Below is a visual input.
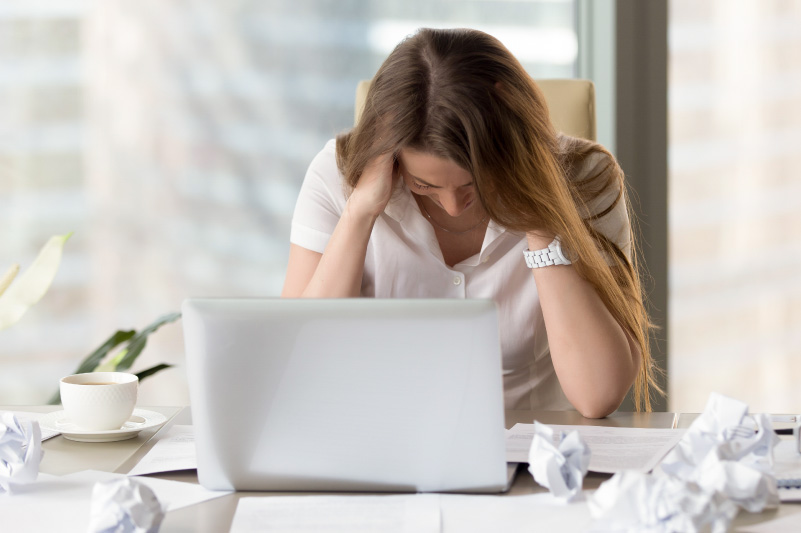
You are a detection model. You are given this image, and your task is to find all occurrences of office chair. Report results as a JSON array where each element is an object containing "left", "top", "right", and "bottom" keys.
[{"left": 354, "top": 78, "right": 597, "bottom": 142}]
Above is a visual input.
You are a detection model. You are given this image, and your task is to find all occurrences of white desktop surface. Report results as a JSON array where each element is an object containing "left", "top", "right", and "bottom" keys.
[{"left": 6, "top": 406, "right": 801, "bottom": 532}]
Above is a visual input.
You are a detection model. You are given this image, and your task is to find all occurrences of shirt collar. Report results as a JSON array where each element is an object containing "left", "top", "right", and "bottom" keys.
[{"left": 383, "top": 186, "right": 512, "bottom": 267}]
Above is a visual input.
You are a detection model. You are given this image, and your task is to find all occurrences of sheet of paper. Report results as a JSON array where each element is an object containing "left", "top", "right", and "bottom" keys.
[
  {"left": 773, "top": 439, "right": 801, "bottom": 476},
  {"left": 738, "top": 510, "right": 801, "bottom": 532},
  {"left": 230, "top": 494, "right": 441, "bottom": 533},
  {"left": 768, "top": 414, "right": 801, "bottom": 433},
  {"left": 0, "top": 470, "right": 229, "bottom": 533},
  {"left": 773, "top": 439, "right": 801, "bottom": 502},
  {"left": 778, "top": 488, "right": 801, "bottom": 503},
  {"left": 506, "top": 424, "right": 686, "bottom": 473},
  {"left": 127, "top": 425, "right": 196, "bottom": 476},
  {"left": 0, "top": 410, "right": 59, "bottom": 441},
  {"left": 441, "top": 493, "right": 594, "bottom": 533}
]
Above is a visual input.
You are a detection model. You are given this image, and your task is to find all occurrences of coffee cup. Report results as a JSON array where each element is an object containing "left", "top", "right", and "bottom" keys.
[{"left": 60, "top": 372, "right": 139, "bottom": 431}]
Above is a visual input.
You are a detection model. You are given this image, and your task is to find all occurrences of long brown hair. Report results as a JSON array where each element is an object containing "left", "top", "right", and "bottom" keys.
[{"left": 336, "top": 28, "right": 661, "bottom": 411}]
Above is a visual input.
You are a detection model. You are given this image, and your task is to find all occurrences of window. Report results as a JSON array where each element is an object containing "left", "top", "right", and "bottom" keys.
[{"left": 668, "top": 0, "right": 801, "bottom": 412}]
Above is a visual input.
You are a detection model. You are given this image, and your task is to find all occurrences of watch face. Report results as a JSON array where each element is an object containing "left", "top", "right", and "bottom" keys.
[{"left": 554, "top": 239, "right": 573, "bottom": 264}]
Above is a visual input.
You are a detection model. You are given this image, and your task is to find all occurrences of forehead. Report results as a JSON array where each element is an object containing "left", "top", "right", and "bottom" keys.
[{"left": 398, "top": 148, "right": 473, "bottom": 187}]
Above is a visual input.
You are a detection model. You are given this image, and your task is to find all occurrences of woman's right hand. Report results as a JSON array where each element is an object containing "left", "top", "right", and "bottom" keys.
[
  {"left": 347, "top": 152, "right": 397, "bottom": 220},
  {"left": 284, "top": 152, "right": 395, "bottom": 298}
]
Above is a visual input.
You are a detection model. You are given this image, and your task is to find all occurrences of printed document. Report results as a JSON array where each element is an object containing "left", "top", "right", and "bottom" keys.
[
  {"left": 773, "top": 439, "right": 801, "bottom": 502},
  {"left": 506, "top": 424, "right": 685, "bottom": 473},
  {"left": 127, "top": 425, "right": 196, "bottom": 476}
]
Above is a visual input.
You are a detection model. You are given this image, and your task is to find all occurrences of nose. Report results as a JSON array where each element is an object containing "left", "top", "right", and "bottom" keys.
[{"left": 438, "top": 190, "right": 471, "bottom": 217}]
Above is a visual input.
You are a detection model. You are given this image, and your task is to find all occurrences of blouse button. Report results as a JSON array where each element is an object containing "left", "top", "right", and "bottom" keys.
[{"left": 453, "top": 276, "right": 462, "bottom": 285}]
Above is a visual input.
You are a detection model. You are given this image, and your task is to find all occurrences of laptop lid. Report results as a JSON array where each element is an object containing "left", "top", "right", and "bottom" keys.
[{"left": 182, "top": 298, "right": 508, "bottom": 493}]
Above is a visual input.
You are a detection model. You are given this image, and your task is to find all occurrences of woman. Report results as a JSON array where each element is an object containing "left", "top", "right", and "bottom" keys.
[{"left": 282, "top": 28, "right": 660, "bottom": 418}]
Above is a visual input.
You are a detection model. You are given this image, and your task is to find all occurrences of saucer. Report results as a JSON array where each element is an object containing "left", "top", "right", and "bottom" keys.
[{"left": 40, "top": 409, "right": 168, "bottom": 443}]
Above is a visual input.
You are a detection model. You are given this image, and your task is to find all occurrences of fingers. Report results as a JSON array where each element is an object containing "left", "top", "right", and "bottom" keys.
[
  {"left": 351, "top": 152, "right": 397, "bottom": 219},
  {"left": 365, "top": 151, "right": 396, "bottom": 179}
]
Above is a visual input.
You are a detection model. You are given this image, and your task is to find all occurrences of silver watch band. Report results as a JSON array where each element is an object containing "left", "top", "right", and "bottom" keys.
[{"left": 523, "top": 238, "right": 572, "bottom": 269}]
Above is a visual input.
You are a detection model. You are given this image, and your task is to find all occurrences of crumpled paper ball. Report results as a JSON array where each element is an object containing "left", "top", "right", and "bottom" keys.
[
  {"left": 659, "top": 392, "right": 779, "bottom": 511},
  {"left": 528, "top": 421, "right": 590, "bottom": 501},
  {"left": 88, "top": 478, "right": 165, "bottom": 533},
  {"left": 660, "top": 393, "right": 779, "bottom": 480},
  {"left": 588, "top": 470, "right": 738, "bottom": 533},
  {"left": 0, "top": 412, "right": 43, "bottom": 494},
  {"left": 683, "top": 445, "right": 779, "bottom": 513},
  {"left": 589, "top": 393, "right": 781, "bottom": 532}
]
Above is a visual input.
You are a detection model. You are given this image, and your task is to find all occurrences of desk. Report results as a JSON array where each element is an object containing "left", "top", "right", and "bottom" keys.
[{"left": 6, "top": 406, "right": 801, "bottom": 532}]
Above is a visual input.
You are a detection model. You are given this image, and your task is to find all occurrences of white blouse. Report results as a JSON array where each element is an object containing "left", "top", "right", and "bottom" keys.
[{"left": 290, "top": 138, "right": 632, "bottom": 410}]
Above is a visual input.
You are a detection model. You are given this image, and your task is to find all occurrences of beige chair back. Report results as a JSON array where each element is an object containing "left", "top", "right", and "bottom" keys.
[{"left": 354, "top": 78, "right": 596, "bottom": 141}]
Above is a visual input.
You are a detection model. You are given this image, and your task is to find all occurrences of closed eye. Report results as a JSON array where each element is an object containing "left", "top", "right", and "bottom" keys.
[{"left": 412, "top": 181, "right": 473, "bottom": 190}]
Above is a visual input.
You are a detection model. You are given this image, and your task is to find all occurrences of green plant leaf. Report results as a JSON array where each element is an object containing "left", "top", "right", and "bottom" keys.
[
  {"left": 75, "top": 330, "right": 136, "bottom": 374},
  {"left": 95, "top": 348, "right": 128, "bottom": 372},
  {"left": 135, "top": 363, "right": 174, "bottom": 381},
  {"left": 114, "top": 312, "right": 182, "bottom": 371},
  {"left": 0, "top": 233, "right": 72, "bottom": 330},
  {"left": 47, "top": 389, "right": 61, "bottom": 405}
]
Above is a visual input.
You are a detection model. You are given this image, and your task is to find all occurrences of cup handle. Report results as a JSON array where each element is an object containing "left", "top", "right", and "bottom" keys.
[{"left": 127, "top": 415, "right": 147, "bottom": 426}]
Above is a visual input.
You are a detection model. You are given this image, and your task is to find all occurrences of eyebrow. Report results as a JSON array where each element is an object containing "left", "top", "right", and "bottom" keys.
[{"left": 405, "top": 171, "right": 474, "bottom": 189}]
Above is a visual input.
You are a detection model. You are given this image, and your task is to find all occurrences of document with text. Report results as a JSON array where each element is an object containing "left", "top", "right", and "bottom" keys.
[
  {"left": 773, "top": 439, "right": 801, "bottom": 502},
  {"left": 506, "top": 424, "right": 686, "bottom": 473},
  {"left": 127, "top": 425, "right": 196, "bottom": 476}
]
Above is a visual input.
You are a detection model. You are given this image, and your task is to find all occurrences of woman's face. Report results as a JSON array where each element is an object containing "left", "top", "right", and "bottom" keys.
[{"left": 397, "top": 148, "right": 480, "bottom": 218}]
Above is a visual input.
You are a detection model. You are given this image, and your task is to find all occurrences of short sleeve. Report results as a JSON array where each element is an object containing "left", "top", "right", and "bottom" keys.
[
  {"left": 289, "top": 139, "right": 347, "bottom": 254},
  {"left": 579, "top": 151, "right": 633, "bottom": 260}
]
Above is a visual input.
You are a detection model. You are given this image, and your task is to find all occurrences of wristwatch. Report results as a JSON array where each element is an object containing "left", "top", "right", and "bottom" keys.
[{"left": 523, "top": 237, "right": 572, "bottom": 269}]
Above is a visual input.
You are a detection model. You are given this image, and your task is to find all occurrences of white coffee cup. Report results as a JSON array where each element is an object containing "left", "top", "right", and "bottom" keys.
[{"left": 60, "top": 372, "right": 139, "bottom": 431}]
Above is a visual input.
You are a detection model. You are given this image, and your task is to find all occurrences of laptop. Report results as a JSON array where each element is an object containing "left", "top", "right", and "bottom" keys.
[{"left": 181, "top": 298, "right": 510, "bottom": 493}]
